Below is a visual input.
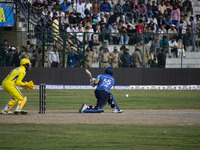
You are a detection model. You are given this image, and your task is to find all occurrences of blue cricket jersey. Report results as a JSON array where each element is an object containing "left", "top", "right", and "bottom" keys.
[{"left": 96, "top": 74, "right": 115, "bottom": 92}]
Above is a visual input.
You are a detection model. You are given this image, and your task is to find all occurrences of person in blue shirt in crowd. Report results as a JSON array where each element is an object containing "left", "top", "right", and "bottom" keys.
[
  {"left": 79, "top": 67, "right": 123, "bottom": 113},
  {"left": 100, "top": 0, "right": 112, "bottom": 14},
  {"left": 67, "top": 46, "right": 77, "bottom": 67},
  {"left": 120, "top": 48, "right": 131, "bottom": 67},
  {"left": 75, "top": 49, "right": 83, "bottom": 67},
  {"left": 61, "top": 0, "right": 72, "bottom": 12}
]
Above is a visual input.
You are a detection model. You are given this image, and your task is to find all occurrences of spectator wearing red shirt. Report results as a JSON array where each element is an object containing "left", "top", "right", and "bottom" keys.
[
  {"left": 137, "top": 19, "right": 143, "bottom": 40},
  {"left": 165, "top": 1, "right": 172, "bottom": 16}
]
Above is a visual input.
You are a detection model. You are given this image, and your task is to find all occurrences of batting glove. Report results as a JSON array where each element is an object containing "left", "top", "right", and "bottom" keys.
[{"left": 90, "top": 78, "right": 96, "bottom": 87}]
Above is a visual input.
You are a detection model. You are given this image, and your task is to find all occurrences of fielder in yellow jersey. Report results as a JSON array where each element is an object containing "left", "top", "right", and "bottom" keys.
[{"left": 1, "top": 58, "right": 34, "bottom": 114}]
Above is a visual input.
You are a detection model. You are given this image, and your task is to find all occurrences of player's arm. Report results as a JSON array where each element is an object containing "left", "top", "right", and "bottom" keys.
[
  {"left": 16, "top": 71, "right": 34, "bottom": 91},
  {"left": 15, "top": 71, "right": 26, "bottom": 87},
  {"left": 94, "top": 74, "right": 101, "bottom": 86},
  {"left": 94, "top": 79, "right": 100, "bottom": 86},
  {"left": 90, "top": 75, "right": 101, "bottom": 87}
]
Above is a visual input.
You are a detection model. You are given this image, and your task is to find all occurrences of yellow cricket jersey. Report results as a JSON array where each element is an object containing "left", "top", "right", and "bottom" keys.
[{"left": 2, "top": 66, "right": 26, "bottom": 87}]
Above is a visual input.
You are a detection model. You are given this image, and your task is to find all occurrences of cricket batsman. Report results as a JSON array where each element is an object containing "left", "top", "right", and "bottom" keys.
[
  {"left": 1, "top": 58, "right": 34, "bottom": 114},
  {"left": 79, "top": 67, "right": 123, "bottom": 113}
]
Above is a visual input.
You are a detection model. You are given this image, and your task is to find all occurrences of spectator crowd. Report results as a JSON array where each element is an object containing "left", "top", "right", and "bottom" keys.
[{"left": 0, "top": 0, "right": 200, "bottom": 68}]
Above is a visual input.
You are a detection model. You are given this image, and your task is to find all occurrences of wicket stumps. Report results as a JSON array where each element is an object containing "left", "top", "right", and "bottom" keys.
[{"left": 39, "top": 83, "right": 46, "bottom": 114}]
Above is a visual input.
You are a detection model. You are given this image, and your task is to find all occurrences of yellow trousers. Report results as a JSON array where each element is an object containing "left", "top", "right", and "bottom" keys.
[{"left": 2, "top": 81, "right": 24, "bottom": 101}]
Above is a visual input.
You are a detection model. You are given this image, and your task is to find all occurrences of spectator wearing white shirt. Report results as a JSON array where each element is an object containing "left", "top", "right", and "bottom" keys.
[
  {"left": 194, "top": 15, "right": 200, "bottom": 24},
  {"left": 68, "top": 0, "right": 76, "bottom": 13},
  {"left": 111, "top": 24, "right": 119, "bottom": 44},
  {"left": 104, "top": 12, "right": 110, "bottom": 23},
  {"left": 61, "top": 13, "right": 69, "bottom": 29},
  {"left": 152, "top": 15, "right": 158, "bottom": 25},
  {"left": 77, "top": 27, "right": 84, "bottom": 43},
  {"left": 184, "top": 14, "right": 190, "bottom": 27},
  {"left": 158, "top": 25, "right": 167, "bottom": 35},
  {"left": 42, "top": 7, "right": 48, "bottom": 17},
  {"left": 57, "top": 9, "right": 65, "bottom": 19},
  {"left": 66, "top": 23, "right": 75, "bottom": 35},
  {"left": 75, "top": 23, "right": 84, "bottom": 32},
  {"left": 77, "top": 0, "right": 85, "bottom": 18},
  {"left": 50, "top": 8, "right": 56, "bottom": 18},
  {"left": 49, "top": 47, "right": 60, "bottom": 67},
  {"left": 87, "top": 27, "right": 94, "bottom": 42},
  {"left": 84, "top": 0, "right": 92, "bottom": 15},
  {"left": 152, "top": 15, "right": 158, "bottom": 31},
  {"left": 116, "top": 13, "right": 125, "bottom": 24},
  {"left": 97, "top": 13, "right": 106, "bottom": 23},
  {"left": 178, "top": 15, "right": 188, "bottom": 51},
  {"left": 147, "top": 19, "right": 157, "bottom": 33},
  {"left": 178, "top": 16, "right": 187, "bottom": 34},
  {"left": 123, "top": 19, "right": 133, "bottom": 28},
  {"left": 169, "top": 38, "right": 178, "bottom": 58}
]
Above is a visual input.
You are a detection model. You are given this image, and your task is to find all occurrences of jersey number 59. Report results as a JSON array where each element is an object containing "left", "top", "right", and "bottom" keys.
[{"left": 103, "top": 79, "right": 111, "bottom": 86}]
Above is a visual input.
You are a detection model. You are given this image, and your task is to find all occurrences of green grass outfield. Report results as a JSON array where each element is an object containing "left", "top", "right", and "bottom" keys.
[
  {"left": 0, "top": 124, "right": 199, "bottom": 150},
  {"left": 1, "top": 89, "right": 200, "bottom": 110},
  {"left": 0, "top": 90, "right": 200, "bottom": 149}
]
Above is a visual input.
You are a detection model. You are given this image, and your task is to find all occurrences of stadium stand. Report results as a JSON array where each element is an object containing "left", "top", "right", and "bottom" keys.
[{"left": 1, "top": 0, "right": 200, "bottom": 68}]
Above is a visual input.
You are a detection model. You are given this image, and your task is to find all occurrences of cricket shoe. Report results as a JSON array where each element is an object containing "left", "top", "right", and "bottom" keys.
[
  {"left": 14, "top": 110, "right": 28, "bottom": 115},
  {"left": 112, "top": 108, "right": 123, "bottom": 113},
  {"left": 0, "top": 110, "right": 12, "bottom": 114},
  {"left": 79, "top": 104, "right": 88, "bottom": 113}
]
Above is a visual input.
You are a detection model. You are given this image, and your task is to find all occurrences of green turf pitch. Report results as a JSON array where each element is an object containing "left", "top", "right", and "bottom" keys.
[
  {"left": 0, "top": 124, "right": 199, "bottom": 150},
  {"left": 0, "top": 89, "right": 199, "bottom": 110}
]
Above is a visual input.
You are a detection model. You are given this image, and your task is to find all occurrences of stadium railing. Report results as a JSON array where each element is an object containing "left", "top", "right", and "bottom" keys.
[{"left": 0, "top": 31, "right": 199, "bottom": 68}]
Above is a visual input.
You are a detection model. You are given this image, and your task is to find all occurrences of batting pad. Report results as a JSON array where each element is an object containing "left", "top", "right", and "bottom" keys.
[{"left": 83, "top": 109, "right": 104, "bottom": 113}]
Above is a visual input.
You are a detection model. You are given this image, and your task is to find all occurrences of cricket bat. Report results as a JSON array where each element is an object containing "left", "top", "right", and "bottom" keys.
[{"left": 85, "top": 69, "right": 92, "bottom": 79}]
